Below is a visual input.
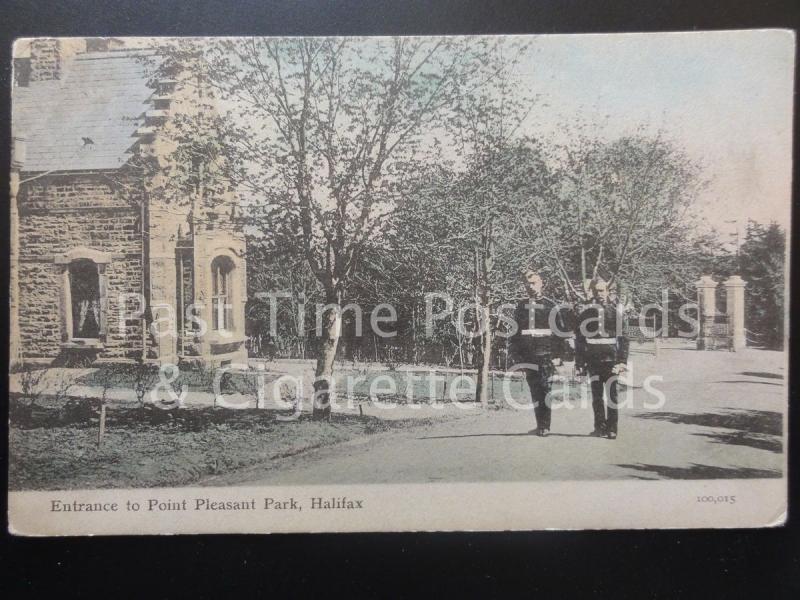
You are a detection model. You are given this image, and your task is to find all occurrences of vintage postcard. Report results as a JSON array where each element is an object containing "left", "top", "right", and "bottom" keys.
[{"left": 8, "top": 31, "right": 792, "bottom": 535}]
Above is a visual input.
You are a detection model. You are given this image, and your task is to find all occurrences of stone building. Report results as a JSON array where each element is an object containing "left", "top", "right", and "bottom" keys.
[{"left": 10, "top": 38, "right": 248, "bottom": 368}]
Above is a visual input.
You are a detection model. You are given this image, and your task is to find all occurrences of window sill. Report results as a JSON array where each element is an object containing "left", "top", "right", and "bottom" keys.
[
  {"left": 207, "top": 331, "right": 241, "bottom": 343},
  {"left": 209, "top": 339, "right": 244, "bottom": 355},
  {"left": 61, "top": 339, "right": 104, "bottom": 349}
]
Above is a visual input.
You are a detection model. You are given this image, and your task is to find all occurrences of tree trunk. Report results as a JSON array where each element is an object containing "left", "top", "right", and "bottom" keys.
[
  {"left": 474, "top": 301, "right": 493, "bottom": 406},
  {"left": 312, "top": 294, "right": 342, "bottom": 421},
  {"left": 578, "top": 198, "right": 588, "bottom": 298},
  {"left": 474, "top": 221, "right": 495, "bottom": 406},
  {"left": 411, "top": 304, "right": 418, "bottom": 363}
]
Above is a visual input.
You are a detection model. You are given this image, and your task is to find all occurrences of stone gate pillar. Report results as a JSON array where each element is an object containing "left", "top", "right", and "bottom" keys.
[
  {"left": 724, "top": 275, "right": 747, "bottom": 351},
  {"left": 695, "top": 275, "right": 717, "bottom": 350}
]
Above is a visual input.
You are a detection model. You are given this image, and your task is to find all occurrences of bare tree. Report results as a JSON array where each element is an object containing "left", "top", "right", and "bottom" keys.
[
  {"left": 394, "top": 39, "right": 541, "bottom": 404},
  {"left": 158, "top": 37, "right": 500, "bottom": 419},
  {"left": 507, "top": 133, "right": 709, "bottom": 306},
  {"left": 398, "top": 141, "right": 553, "bottom": 404},
  {"left": 247, "top": 243, "right": 322, "bottom": 360},
  {"left": 13, "top": 365, "right": 76, "bottom": 425},
  {"left": 17, "top": 365, "right": 47, "bottom": 406},
  {"left": 121, "top": 359, "right": 160, "bottom": 411}
]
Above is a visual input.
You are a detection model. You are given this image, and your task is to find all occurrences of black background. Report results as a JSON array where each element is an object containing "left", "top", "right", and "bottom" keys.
[{"left": 1, "top": 1, "right": 798, "bottom": 597}]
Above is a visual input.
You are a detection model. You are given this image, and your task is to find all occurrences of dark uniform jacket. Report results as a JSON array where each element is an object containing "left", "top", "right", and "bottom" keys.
[
  {"left": 574, "top": 300, "right": 630, "bottom": 367},
  {"left": 509, "top": 296, "right": 573, "bottom": 365}
]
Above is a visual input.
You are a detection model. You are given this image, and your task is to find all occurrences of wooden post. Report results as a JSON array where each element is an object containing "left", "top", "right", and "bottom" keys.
[{"left": 97, "top": 403, "right": 107, "bottom": 448}]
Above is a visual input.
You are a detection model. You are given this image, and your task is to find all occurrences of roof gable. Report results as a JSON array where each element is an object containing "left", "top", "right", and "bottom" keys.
[{"left": 13, "top": 50, "right": 156, "bottom": 173}]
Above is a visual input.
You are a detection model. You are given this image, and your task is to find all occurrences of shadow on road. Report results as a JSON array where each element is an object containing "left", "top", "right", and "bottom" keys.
[
  {"left": 714, "top": 380, "right": 781, "bottom": 386},
  {"left": 692, "top": 430, "right": 783, "bottom": 453},
  {"left": 635, "top": 409, "right": 781, "bottom": 435},
  {"left": 634, "top": 408, "right": 783, "bottom": 453},
  {"left": 418, "top": 431, "right": 591, "bottom": 440},
  {"left": 617, "top": 462, "right": 782, "bottom": 479},
  {"left": 739, "top": 371, "right": 783, "bottom": 380}
]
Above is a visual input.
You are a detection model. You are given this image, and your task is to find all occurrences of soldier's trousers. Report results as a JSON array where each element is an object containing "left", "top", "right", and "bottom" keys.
[
  {"left": 525, "top": 361, "right": 554, "bottom": 430},
  {"left": 587, "top": 362, "right": 619, "bottom": 433}
]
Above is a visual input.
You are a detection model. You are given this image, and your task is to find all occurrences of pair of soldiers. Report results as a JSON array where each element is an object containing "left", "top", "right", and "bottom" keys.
[{"left": 510, "top": 269, "right": 629, "bottom": 439}]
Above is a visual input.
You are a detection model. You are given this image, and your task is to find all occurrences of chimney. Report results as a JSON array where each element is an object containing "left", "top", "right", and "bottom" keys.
[
  {"left": 13, "top": 57, "right": 31, "bottom": 87},
  {"left": 86, "top": 37, "right": 110, "bottom": 53},
  {"left": 86, "top": 37, "right": 125, "bottom": 53},
  {"left": 29, "top": 38, "right": 61, "bottom": 82}
]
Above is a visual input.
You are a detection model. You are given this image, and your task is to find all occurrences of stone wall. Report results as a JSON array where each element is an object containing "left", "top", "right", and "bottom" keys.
[
  {"left": 191, "top": 223, "right": 249, "bottom": 367},
  {"left": 176, "top": 246, "right": 197, "bottom": 356},
  {"left": 145, "top": 202, "right": 192, "bottom": 365},
  {"left": 17, "top": 174, "right": 144, "bottom": 360}
]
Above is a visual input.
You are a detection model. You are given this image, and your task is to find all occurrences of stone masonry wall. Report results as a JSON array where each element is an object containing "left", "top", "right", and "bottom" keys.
[{"left": 18, "top": 174, "right": 144, "bottom": 360}]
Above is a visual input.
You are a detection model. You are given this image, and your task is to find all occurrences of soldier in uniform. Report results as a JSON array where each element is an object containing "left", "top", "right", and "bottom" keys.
[
  {"left": 574, "top": 277, "right": 629, "bottom": 439},
  {"left": 510, "top": 268, "right": 573, "bottom": 437}
]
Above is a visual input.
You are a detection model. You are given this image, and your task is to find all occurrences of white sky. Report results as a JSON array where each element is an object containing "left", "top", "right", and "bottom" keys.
[
  {"left": 20, "top": 33, "right": 791, "bottom": 241},
  {"left": 513, "top": 30, "right": 794, "bottom": 238}
]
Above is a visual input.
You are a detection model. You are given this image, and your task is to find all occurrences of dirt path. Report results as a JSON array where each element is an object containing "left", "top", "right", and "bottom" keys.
[{"left": 204, "top": 347, "right": 786, "bottom": 485}]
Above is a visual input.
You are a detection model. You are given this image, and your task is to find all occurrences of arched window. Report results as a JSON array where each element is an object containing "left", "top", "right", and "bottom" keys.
[
  {"left": 211, "top": 256, "right": 235, "bottom": 331},
  {"left": 55, "top": 247, "right": 112, "bottom": 345},
  {"left": 69, "top": 259, "right": 101, "bottom": 339}
]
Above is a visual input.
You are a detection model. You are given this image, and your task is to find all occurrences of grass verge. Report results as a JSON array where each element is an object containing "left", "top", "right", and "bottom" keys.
[{"left": 9, "top": 402, "right": 431, "bottom": 491}]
